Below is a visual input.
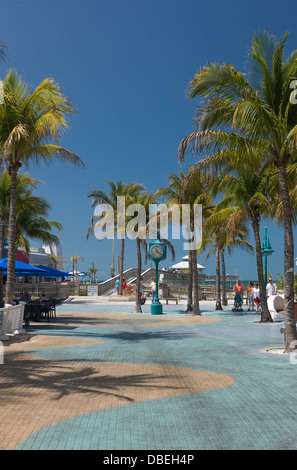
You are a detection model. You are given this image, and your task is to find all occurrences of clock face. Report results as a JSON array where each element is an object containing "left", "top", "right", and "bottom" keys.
[{"left": 150, "top": 245, "right": 164, "bottom": 259}]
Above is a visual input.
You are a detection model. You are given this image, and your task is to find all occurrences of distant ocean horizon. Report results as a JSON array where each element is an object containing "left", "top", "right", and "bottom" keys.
[{"left": 95, "top": 279, "right": 259, "bottom": 290}]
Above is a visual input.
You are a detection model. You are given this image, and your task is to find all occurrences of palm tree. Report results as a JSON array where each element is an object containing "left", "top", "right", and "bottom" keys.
[
  {"left": 202, "top": 206, "right": 254, "bottom": 310},
  {"left": 11, "top": 179, "right": 62, "bottom": 254},
  {"left": 198, "top": 156, "right": 273, "bottom": 320},
  {"left": 0, "top": 39, "right": 7, "bottom": 63},
  {"left": 178, "top": 31, "right": 297, "bottom": 348},
  {"left": 0, "top": 171, "right": 40, "bottom": 304},
  {"left": 87, "top": 180, "right": 144, "bottom": 294},
  {"left": 128, "top": 191, "right": 156, "bottom": 313},
  {"left": 88, "top": 262, "right": 98, "bottom": 283},
  {"left": 0, "top": 70, "right": 83, "bottom": 304},
  {"left": 71, "top": 255, "right": 83, "bottom": 282},
  {"left": 47, "top": 254, "right": 69, "bottom": 270},
  {"left": 157, "top": 166, "right": 212, "bottom": 314},
  {"left": 17, "top": 216, "right": 62, "bottom": 255},
  {"left": 0, "top": 171, "right": 41, "bottom": 258}
]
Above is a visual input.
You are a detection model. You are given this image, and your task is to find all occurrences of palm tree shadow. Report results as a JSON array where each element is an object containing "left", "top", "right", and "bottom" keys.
[
  {"left": 1, "top": 351, "right": 185, "bottom": 403},
  {"left": 95, "top": 329, "right": 198, "bottom": 343}
]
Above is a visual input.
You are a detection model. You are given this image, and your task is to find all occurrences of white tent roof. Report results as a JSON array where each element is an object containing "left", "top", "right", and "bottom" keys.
[
  {"left": 169, "top": 260, "right": 205, "bottom": 270},
  {"left": 67, "top": 271, "right": 87, "bottom": 276}
]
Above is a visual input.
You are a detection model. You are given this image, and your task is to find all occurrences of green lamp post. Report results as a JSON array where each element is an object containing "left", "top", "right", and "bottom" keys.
[
  {"left": 261, "top": 226, "right": 274, "bottom": 287},
  {"left": 147, "top": 235, "right": 167, "bottom": 315}
]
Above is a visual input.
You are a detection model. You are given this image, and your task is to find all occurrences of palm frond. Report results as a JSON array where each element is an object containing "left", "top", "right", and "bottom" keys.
[{"left": 25, "top": 144, "right": 84, "bottom": 167}]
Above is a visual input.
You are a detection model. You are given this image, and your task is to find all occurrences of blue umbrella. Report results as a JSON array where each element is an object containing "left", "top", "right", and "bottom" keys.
[
  {"left": 36, "top": 265, "right": 69, "bottom": 278},
  {"left": 0, "top": 258, "right": 48, "bottom": 276}
]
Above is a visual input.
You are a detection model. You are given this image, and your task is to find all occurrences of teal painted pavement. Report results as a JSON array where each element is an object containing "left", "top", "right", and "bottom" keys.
[{"left": 16, "top": 304, "right": 297, "bottom": 450}]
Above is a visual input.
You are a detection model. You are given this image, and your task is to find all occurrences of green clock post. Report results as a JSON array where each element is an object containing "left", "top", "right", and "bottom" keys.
[{"left": 147, "top": 235, "right": 167, "bottom": 315}]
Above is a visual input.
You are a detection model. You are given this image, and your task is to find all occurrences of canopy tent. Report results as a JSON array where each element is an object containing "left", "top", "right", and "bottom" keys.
[
  {"left": 170, "top": 255, "right": 205, "bottom": 272},
  {"left": 0, "top": 258, "right": 48, "bottom": 276},
  {"left": 36, "top": 265, "right": 69, "bottom": 278},
  {"left": 67, "top": 271, "right": 87, "bottom": 277},
  {"left": 169, "top": 261, "right": 205, "bottom": 270}
]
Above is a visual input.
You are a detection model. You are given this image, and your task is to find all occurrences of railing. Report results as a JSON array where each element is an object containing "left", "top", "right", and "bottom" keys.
[
  {"left": 4, "top": 303, "right": 26, "bottom": 335},
  {"left": 0, "top": 307, "right": 9, "bottom": 341},
  {"left": 7, "top": 282, "right": 69, "bottom": 300},
  {"left": 97, "top": 268, "right": 154, "bottom": 295},
  {"left": 0, "top": 303, "right": 26, "bottom": 340}
]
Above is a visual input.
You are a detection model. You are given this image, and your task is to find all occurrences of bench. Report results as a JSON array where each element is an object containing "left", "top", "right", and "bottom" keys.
[{"left": 163, "top": 297, "right": 179, "bottom": 305}]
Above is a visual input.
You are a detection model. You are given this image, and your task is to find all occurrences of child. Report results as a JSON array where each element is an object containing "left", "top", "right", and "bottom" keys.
[{"left": 140, "top": 292, "right": 146, "bottom": 305}]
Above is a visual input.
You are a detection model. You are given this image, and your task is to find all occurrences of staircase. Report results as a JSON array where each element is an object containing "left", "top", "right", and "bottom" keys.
[{"left": 97, "top": 267, "right": 156, "bottom": 296}]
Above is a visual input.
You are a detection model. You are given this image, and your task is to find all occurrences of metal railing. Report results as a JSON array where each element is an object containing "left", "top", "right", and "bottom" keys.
[{"left": 4, "top": 282, "right": 69, "bottom": 300}]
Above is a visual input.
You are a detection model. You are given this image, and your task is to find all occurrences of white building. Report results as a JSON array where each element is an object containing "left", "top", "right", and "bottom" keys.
[
  {"left": 169, "top": 255, "right": 205, "bottom": 273},
  {"left": 28, "top": 243, "right": 63, "bottom": 268}
]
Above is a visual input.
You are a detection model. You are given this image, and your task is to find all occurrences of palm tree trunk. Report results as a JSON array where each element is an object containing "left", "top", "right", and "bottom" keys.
[
  {"left": 221, "top": 248, "right": 227, "bottom": 306},
  {"left": 119, "top": 238, "right": 125, "bottom": 295},
  {"left": 215, "top": 242, "right": 222, "bottom": 310},
  {"left": 135, "top": 238, "right": 142, "bottom": 313},
  {"left": 277, "top": 164, "right": 297, "bottom": 350},
  {"left": 0, "top": 210, "right": 5, "bottom": 258},
  {"left": 5, "top": 165, "right": 18, "bottom": 305},
  {"left": 111, "top": 237, "right": 115, "bottom": 278},
  {"left": 192, "top": 248, "right": 201, "bottom": 315},
  {"left": 251, "top": 218, "right": 272, "bottom": 322},
  {"left": 186, "top": 248, "right": 193, "bottom": 312},
  {"left": 0, "top": 209, "right": 5, "bottom": 305}
]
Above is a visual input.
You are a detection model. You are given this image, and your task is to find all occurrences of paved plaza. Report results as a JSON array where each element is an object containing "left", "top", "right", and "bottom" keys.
[{"left": 1, "top": 298, "right": 297, "bottom": 451}]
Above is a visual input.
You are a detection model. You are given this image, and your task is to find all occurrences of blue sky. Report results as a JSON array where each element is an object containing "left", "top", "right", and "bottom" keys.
[{"left": 1, "top": 0, "right": 297, "bottom": 281}]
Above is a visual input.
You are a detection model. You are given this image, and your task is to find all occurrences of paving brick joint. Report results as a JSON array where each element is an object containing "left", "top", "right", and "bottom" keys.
[{"left": 0, "top": 299, "right": 296, "bottom": 450}]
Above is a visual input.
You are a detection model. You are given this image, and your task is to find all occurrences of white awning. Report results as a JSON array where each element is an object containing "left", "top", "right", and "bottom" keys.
[{"left": 169, "top": 261, "right": 205, "bottom": 270}]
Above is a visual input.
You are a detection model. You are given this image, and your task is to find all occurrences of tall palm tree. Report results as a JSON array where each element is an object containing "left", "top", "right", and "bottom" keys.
[
  {"left": 202, "top": 206, "right": 254, "bottom": 310},
  {"left": 178, "top": 31, "right": 297, "bottom": 348},
  {"left": 127, "top": 191, "right": 156, "bottom": 313},
  {"left": 199, "top": 157, "right": 273, "bottom": 320},
  {"left": 0, "top": 70, "right": 83, "bottom": 304},
  {"left": 87, "top": 180, "right": 144, "bottom": 294},
  {"left": 157, "top": 166, "right": 212, "bottom": 314},
  {"left": 0, "top": 171, "right": 61, "bottom": 303}
]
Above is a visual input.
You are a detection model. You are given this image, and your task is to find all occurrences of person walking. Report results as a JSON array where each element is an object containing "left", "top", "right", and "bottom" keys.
[
  {"left": 252, "top": 283, "right": 261, "bottom": 313},
  {"left": 266, "top": 278, "right": 277, "bottom": 298},
  {"left": 115, "top": 278, "right": 120, "bottom": 295},
  {"left": 247, "top": 281, "right": 255, "bottom": 311},
  {"left": 233, "top": 280, "right": 244, "bottom": 310},
  {"left": 150, "top": 278, "right": 156, "bottom": 301}
]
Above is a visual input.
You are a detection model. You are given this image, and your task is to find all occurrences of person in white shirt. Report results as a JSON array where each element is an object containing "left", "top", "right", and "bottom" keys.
[
  {"left": 266, "top": 278, "right": 277, "bottom": 297},
  {"left": 251, "top": 283, "right": 261, "bottom": 313},
  {"left": 150, "top": 279, "right": 156, "bottom": 301}
]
